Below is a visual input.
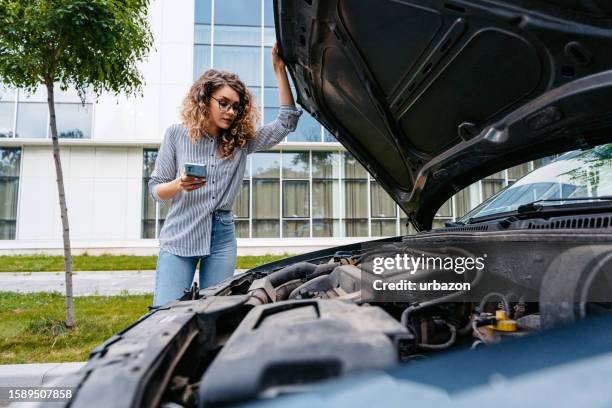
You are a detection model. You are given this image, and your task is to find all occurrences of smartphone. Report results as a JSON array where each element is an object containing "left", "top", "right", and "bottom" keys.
[{"left": 183, "top": 163, "right": 207, "bottom": 179}]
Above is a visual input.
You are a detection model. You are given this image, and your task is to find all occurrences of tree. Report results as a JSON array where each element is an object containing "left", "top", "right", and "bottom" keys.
[{"left": 0, "top": 0, "right": 153, "bottom": 327}]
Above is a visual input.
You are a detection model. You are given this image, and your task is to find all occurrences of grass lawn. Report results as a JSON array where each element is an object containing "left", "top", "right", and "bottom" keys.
[
  {"left": 0, "top": 292, "right": 152, "bottom": 364},
  {"left": 0, "top": 253, "right": 294, "bottom": 273}
]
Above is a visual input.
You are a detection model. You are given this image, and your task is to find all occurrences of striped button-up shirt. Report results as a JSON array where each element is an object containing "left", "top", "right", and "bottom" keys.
[{"left": 149, "top": 105, "right": 302, "bottom": 256}]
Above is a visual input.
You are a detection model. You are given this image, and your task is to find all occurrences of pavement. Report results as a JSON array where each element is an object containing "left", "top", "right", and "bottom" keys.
[
  {"left": 0, "top": 363, "right": 86, "bottom": 388},
  {"left": 0, "top": 363, "right": 85, "bottom": 407},
  {"left": 0, "top": 269, "right": 247, "bottom": 296}
]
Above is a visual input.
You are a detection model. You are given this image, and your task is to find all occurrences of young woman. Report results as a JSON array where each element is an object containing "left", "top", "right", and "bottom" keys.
[{"left": 149, "top": 43, "right": 301, "bottom": 306}]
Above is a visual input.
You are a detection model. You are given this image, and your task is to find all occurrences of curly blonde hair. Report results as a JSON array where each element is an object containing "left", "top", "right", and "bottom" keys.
[{"left": 180, "top": 69, "right": 260, "bottom": 159}]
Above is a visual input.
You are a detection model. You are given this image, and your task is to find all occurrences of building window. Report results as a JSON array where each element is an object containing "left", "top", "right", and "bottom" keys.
[
  {"left": 482, "top": 170, "right": 505, "bottom": 201},
  {"left": 0, "top": 102, "right": 14, "bottom": 138},
  {"left": 215, "top": 25, "right": 260, "bottom": 46},
  {"left": 264, "top": 0, "right": 274, "bottom": 27},
  {"left": 286, "top": 110, "right": 322, "bottom": 143},
  {"left": 436, "top": 199, "right": 453, "bottom": 218},
  {"left": 263, "top": 27, "right": 275, "bottom": 46},
  {"left": 342, "top": 153, "right": 368, "bottom": 237},
  {"left": 252, "top": 152, "right": 280, "bottom": 237},
  {"left": 312, "top": 151, "right": 340, "bottom": 237},
  {"left": 263, "top": 46, "right": 277, "bottom": 88},
  {"left": 194, "top": 0, "right": 212, "bottom": 79},
  {"left": 533, "top": 156, "right": 556, "bottom": 169},
  {"left": 232, "top": 156, "right": 250, "bottom": 238},
  {"left": 453, "top": 185, "right": 475, "bottom": 219},
  {"left": 0, "top": 85, "right": 16, "bottom": 138},
  {"left": 194, "top": 44, "right": 212, "bottom": 80},
  {"left": 323, "top": 129, "right": 337, "bottom": 143},
  {"left": 282, "top": 151, "right": 310, "bottom": 237},
  {"left": 195, "top": 0, "right": 211, "bottom": 24},
  {"left": 54, "top": 103, "right": 93, "bottom": 139},
  {"left": 214, "top": 45, "right": 261, "bottom": 87},
  {"left": 16, "top": 103, "right": 47, "bottom": 138},
  {"left": 1, "top": 85, "right": 93, "bottom": 139},
  {"left": 142, "top": 149, "right": 170, "bottom": 239},
  {"left": 263, "top": 88, "right": 279, "bottom": 124},
  {"left": 211, "top": 1, "right": 262, "bottom": 85},
  {"left": 507, "top": 163, "right": 530, "bottom": 185},
  {"left": 0, "top": 147, "right": 21, "bottom": 239},
  {"left": 370, "top": 180, "right": 396, "bottom": 237},
  {"left": 215, "top": 0, "right": 261, "bottom": 26}
]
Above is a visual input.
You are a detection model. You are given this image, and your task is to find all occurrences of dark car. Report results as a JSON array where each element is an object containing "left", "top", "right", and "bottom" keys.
[{"left": 54, "top": 1, "right": 612, "bottom": 407}]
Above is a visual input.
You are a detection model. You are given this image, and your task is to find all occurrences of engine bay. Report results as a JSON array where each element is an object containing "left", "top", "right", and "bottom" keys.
[
  {"left": 66, "top": 228, "right": 612, "bottom": 408},
  {"left": 136, "top": 229, "right": 610, "bottom": 407}
]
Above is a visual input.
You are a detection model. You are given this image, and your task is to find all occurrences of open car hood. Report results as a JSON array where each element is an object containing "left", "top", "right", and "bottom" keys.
[{"left": 275, "top": 0, "right": 612, "bottom": 229}]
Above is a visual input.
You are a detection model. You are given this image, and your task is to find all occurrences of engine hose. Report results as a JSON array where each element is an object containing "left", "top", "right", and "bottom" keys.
[
  {"left": 275, "top": 279, "right": 304, "bottom": 301},
  {"left": 472, "top": 319, "right": 488, "bottom": 344},
  {"left": 458, "top": 316, "right": 475, "bottom": 335},
  {"left": 309, "top": 262, "right": 340, "bottom": 279},
  {"left": 400, "top": 264, "right": 484, "bottom": 327},
  {"left": 478, "top": 292, "right": 510, "bottom": 316},
  {"left": 267, "top": 262, "right": 317, "bottom": 287},
  {"left": 267, "top": 262, "right": 339, "bottom": 287},
  {"left": 288, "top": 275, "right": 332, "bottom": 300},
  {"left": 246, "top": 262, "right": 341, "bottom": 306},
  {"left": 417, "top": 322, "right": 457, "bottom": 350}
]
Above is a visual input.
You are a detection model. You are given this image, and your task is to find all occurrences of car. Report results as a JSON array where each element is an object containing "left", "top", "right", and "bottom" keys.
[{"left": 52, "top": 0, "right": 612, "bottom": 407}]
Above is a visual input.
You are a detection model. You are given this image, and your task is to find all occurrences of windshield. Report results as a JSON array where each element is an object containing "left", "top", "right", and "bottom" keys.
[{"left": 458, "top": 144, "right": 612, "bottom": 222}]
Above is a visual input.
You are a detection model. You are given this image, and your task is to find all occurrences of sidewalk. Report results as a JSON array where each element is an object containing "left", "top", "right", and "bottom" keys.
[
  {"left": 0, "top": 269, "right": 247, "bottom": 296},
  {"left": 0, "top": 363, "right": 85, "bottom": 388},
  {"left": 0, "top": 363, "right": 85, "bottom": 407}
]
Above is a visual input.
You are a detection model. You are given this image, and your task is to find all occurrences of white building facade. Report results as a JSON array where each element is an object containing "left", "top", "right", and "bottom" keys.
[{"left": 0, "top": 0, "right": 546, "bottom": 255}]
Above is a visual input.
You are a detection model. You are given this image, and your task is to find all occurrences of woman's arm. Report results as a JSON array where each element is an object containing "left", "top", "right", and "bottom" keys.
[
  {"left": 155, "top": 171, "right": 205, "bottom": 200},
  {"left": 149, "top": 125, "right": 206, "bottom": 202},
  {"left": 273, "top": 42, "right": 295, "bottom": 107},
  {"left": 149, "top": 126, "right": 178, "bottom": 204},
  {"left": 245, "top": 44, "right": 302, "bottom": 154}
]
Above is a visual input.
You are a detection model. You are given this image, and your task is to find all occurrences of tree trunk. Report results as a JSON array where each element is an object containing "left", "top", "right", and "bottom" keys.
[{"left": 45, "top": 78, "right": 75, "bottom": 328}]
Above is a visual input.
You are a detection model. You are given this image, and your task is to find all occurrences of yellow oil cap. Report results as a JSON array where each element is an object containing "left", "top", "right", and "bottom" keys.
[{"left": 487, "top": 310, "right": 518, "bottom": 332}]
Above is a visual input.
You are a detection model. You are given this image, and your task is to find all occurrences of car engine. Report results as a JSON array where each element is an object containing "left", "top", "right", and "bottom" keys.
[
  {"left": 64, "top": 223, "right": 612, "bottom": 408},
  {"left": 135, "top": 225, "right": 612, "bottom": 408}
]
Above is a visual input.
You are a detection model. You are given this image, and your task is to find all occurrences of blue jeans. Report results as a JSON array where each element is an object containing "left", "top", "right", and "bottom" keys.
[{"left": 153, "top": 210, "right": 237, "bottom": 306}]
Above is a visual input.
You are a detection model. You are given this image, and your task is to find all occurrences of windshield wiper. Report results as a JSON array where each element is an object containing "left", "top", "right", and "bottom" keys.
[
  {"left": 464, "top": 195, "right": 612, "bottom": 224},
  {"left": 517, "top": 195, "right": 612, "bottom": 213}
]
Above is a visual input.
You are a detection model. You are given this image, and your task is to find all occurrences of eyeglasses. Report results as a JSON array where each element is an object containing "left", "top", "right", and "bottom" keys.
[{"left": 211, "top": 96, "right": 244, "bottom": 115}]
